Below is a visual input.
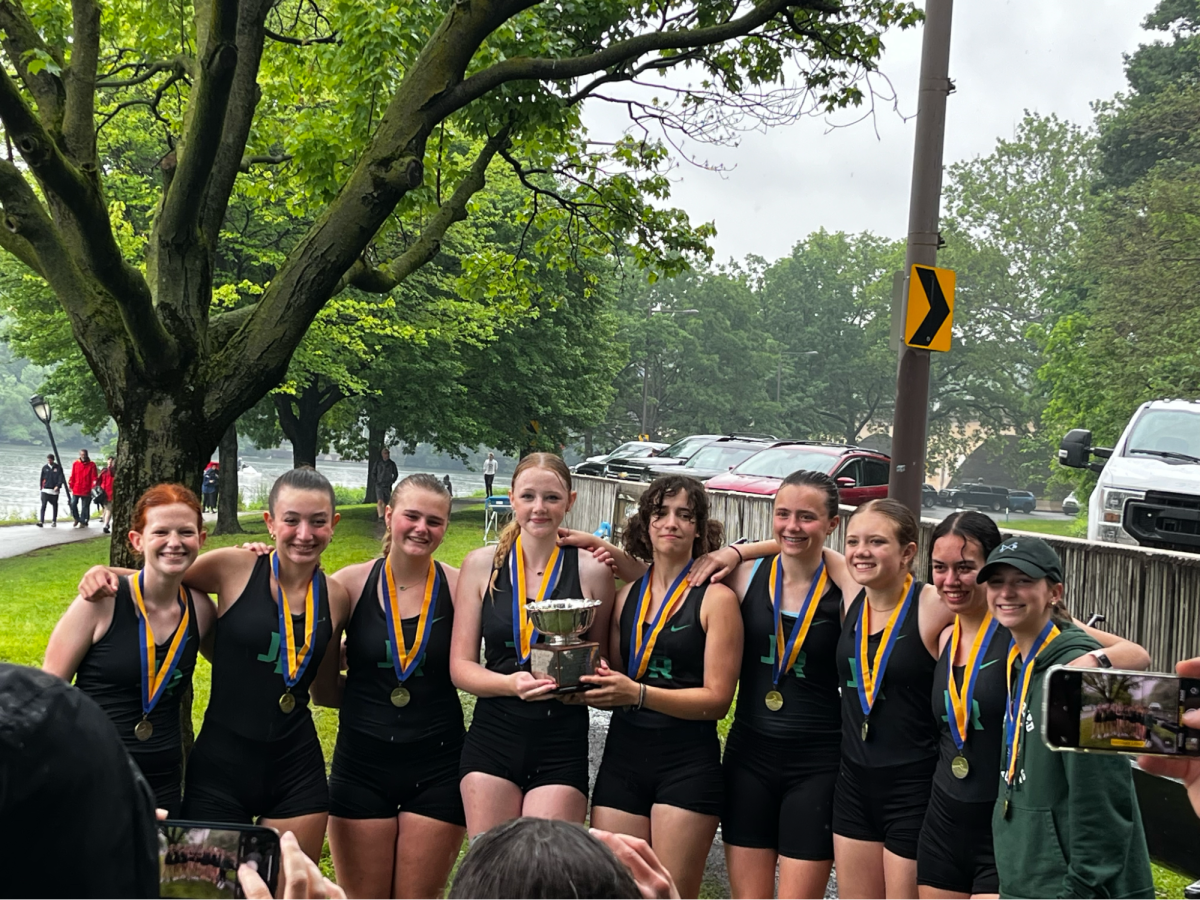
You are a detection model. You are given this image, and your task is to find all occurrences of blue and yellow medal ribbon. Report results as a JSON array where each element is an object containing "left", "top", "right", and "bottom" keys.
[
  {"left": 382, "top": 557, "right": 440, "bottom": 683},
  {"left": 855, "top": 574, "right": 917, "bottom": 717},
  {"left": 272, "top": 551, "right": 318, "bottom": 690},
  {"left": 1003, "top": 620, "right": 1060, "bottom": 786},
  {"left": 130, "top": 571, "right": 190, "bottom": 718},
  {"left": 770, "top": 556, "right": 827, "bottom": 685},
  {"left": 628, "top": 561, "right": 693, "bottom": 680},
  {"left": 510, "top": 536, "right": 563, "bottom": 665},
  {"left": 945, "top": 612, "right": 1000, "bottom": 752}
]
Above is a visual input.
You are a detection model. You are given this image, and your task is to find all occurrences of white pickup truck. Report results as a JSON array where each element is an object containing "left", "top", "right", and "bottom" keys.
[{"left": 1058, "top": 399, "right": 1200, "bottom": 553}]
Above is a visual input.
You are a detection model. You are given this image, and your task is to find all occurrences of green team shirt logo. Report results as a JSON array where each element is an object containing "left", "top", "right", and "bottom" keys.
[
  {"left": 257, "top": 631, "right": 284, "bottom": 674},
  {"left": 378, "top": 640, "right": 426, "bottom": 677},
  {"left": 845, "top": 659, "right": 886, "bottom": 700},
  {"left": 940, "top": 691, "right": 984, "bottom": 730},
  {"left": 760, "top": 637, "right": 807, "bottom": 678},
  {"left": 646, "top": 656, "right": 673, "bottom": 679}
]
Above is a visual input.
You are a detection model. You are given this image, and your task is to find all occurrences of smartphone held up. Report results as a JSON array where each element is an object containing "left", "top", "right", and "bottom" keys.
[
  {"left": 1044, "top": 665, "right": 1200, "bottom": 757},
  {"left": 158, "top": 820, "right": 280, "bottom": 899}
]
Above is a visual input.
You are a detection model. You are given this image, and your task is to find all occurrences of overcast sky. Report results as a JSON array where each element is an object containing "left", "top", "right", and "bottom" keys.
[{"left": 583, "top": 0, "right": 1160, "bottom": 264}]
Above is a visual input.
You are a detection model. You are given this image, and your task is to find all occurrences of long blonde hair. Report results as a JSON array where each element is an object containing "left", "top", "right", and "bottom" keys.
[
  {"left": 490, "top": 453, "right": 573, "bottom": 585},
  {"left": 382, "top": 473, "right": 452, "bottom": 557}
]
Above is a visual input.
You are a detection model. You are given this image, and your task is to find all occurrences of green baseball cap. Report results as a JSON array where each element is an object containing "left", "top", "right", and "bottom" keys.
[{"left": 978, "top": 535, "right": 1064, "bottom": 584}]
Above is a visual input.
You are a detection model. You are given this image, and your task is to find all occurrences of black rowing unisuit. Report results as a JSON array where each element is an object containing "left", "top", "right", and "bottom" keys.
[
  {"left": 74, "top": 576, "right": 199, "bottom": 755},
  {"left": 340, "top": 558, "right": 462, "bottom": 742},
  {"left": 204, "top": 554, "right": 332, "bottom": 742}
]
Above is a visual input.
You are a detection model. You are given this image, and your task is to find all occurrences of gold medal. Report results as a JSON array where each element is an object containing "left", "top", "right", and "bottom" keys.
[
  {"left": 861, "top": 719, "right": 870, "bottom": 741},
  {"left": 390, "top": 686, "right": 411, "bottom": 708},
  {"left": 135, "top": 718, "right": 153, "bottom": 741},
  {"left": 765, "top": 690, "right": 783, "bottom": 712},
  {"left": 951, "top": 755, "right": 970, "bottom": 779},
  {"left": 279, "top": 691, "right": 296, "bottom": 713}
]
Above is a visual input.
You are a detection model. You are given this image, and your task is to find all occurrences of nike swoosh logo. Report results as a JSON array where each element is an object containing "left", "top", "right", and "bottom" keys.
[
  {"left": 979, "top": 659, "right": 1000, "bottom": 669},
  {"left": 432, "top": 616, "right": 446, "bottom": 624},
  {"left": 669, "top": 623, "right": 693, "bottom": 633}
]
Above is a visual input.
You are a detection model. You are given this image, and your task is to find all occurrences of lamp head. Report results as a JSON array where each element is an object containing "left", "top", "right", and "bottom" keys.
[{"left": 29, "top": 394, "right": 51, "bottom": 425}]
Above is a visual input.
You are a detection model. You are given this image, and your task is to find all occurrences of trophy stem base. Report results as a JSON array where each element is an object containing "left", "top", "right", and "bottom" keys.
[{"left": 530, "top": 641, "right": 600, "bottom": 693}]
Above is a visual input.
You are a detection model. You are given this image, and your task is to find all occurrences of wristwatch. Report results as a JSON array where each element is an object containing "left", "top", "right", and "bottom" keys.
[{"left": 1092, "top": 649, "right": 1113, "bottom": 669}]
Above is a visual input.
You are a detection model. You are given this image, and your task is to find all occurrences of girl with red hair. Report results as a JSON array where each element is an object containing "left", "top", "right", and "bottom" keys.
[{"left": 45, "top": 483, "right": 217, "bottom": 814}]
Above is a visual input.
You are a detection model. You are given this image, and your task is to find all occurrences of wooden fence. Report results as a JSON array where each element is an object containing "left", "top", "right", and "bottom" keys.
[{"left": 564, "top": 475, "right": 1200, "bottom": 669}]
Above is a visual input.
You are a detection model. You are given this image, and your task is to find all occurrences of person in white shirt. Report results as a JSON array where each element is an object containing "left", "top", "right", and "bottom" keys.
[{"left": 483, "top": 453, "right": 498, "bottom": 498}]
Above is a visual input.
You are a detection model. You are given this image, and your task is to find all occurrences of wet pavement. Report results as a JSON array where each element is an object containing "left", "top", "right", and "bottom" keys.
[{"left": 0, "top": 521, "right": 106, "bottom": 560}]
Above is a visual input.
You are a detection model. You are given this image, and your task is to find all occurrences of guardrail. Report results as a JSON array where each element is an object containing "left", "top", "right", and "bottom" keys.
[{"left": 565, "top": 475, "right": 1200, "bottom": 669}]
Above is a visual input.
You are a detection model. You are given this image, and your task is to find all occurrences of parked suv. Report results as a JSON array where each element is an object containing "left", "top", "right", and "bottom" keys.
[
  {"left": 943, "top": 483, "right": 1011, "bottom": 512},
  {"left": 606, "top": 433, "right": 776, "bottom": 481},
  {"left": 1008, "top": 490, "right": 1037, "bottom": 514},
  {"left": 705, "top": 442, "right": 891, "bottom": 505},
  {"left": 572, "top": 441, "right": 667, "bottom": 476},
  {"left": 1059, "top": 398, "right": 1200, "bottom": 553},
  {"left": 644, "top": 437, "right": 777, "bottom": 483}
]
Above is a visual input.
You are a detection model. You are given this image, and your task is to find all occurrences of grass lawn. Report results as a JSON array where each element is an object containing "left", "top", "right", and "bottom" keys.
[{"left": 1001, "top": 516, "right": 1085, "bottom": 538}]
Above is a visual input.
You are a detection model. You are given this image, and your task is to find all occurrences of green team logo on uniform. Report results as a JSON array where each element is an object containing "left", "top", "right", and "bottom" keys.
[
  {"left": 940, "top": 691, "right": 984, "bottom": 730},
  {"left": 760, "top": 638, "right": 807, "bottom": 678},
  {"left": 257, "top": 632, "right": 284, "bottom": 674},
  {"left": 646, "top": 656, "right": 673, "bottom": 679},
  {"left": 378, "top": 640, "right": 426, "bottom": 677},
  {"left": 844, "top": 659, "right": 886, "bottom": 700}
]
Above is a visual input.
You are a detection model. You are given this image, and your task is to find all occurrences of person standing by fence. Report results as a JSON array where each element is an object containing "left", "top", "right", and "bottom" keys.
[
  {"left": 483, "top": 452, "right": 498, "bottom": 498},
  {"left": 37, "top": 453, "right": 63, "bottom": 527},
  {"left": 70, "top": 449, "right": 98, "bottom": 528}
]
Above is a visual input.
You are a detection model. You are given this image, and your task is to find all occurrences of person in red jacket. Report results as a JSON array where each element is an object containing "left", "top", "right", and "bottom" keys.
[
  {"left": 97, "top": 457, "right": 115, "bottom": 533},
  {"left": 69, "top": 449, "right": 99, "bottom": 528}
]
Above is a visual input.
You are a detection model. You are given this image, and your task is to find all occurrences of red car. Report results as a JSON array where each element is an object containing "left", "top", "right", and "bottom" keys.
[{"left": 705, "top": 442, "right": 891, "bottom": 505}]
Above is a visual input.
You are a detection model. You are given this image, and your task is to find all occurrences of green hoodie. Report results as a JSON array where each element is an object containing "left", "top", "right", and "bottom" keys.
[{"left": 992, "top": 624, "right": 1153, "bottom": 899}]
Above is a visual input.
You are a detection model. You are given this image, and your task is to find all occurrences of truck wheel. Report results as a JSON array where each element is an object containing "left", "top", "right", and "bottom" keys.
[{"left": 992, "top": 499, "right": 1001, "bottom": 512}]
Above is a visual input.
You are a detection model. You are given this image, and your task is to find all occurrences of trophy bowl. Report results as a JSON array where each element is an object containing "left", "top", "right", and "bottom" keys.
[
  {"left": 525, "top": 598, "right": 601, "bottom": 644},
  {"left": 525, "top": 598, "right": 602, "bottom": 692}
]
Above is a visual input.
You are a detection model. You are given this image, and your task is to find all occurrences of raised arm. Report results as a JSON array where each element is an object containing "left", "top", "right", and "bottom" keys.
[
  {"left": 558, "top": 529, "right": 647, "bottom": 585},
  {"left": 689, "top": 540, "right": 779, "bottom": 585},
  {"left": 1068, "top": 620, "right": 1151, "bottom": 671}
]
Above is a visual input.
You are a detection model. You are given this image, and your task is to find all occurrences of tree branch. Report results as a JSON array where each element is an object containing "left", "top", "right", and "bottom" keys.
[
  {"left": 96, "top": 60, "right": 180, "bottom": 88},
  {"left": 61, "top": 0, "right": 100, "bottom": 165},
  {"left": 0, "top": 0, "right": 66, "bottom": 129},
  {"left": 427, "top": 0, "right": 793, "bottom": 122},
  {"left": 263, "top": 27, "right": 338, "bottom": 46},
  {"left": 340, "top": 128, "right": 509, "bottom": 294},
  {"left": 238, "top": 152, "right": 292, "bottom": 171}
]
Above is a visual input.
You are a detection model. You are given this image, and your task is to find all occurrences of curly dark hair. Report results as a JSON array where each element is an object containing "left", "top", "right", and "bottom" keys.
[{"left": 622, "top": 474, "right": 724, "bottom": 563}]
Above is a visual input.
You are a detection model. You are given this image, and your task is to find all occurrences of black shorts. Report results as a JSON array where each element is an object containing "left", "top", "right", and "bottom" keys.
[
  {"left": 916, "top": 784, "right": 998, "bottom": 894},
  {"left": 459, "top": 699, "right": 588, "bottom": 796},
  {"left": 182, "top": 720, "right": 328, "bottom": 822},
  {"left": 329, "top": 726, "right": 466, "bottom": 825},
  {"left": 592, "top": 715, "right": 722, "bottom": 818},
  {"left": 832, "top": 755, "right": 936, "bottom": 859},
  {"left": 131, "top": 746, "right": 183, "bottom": 818},
  {"left": 721, "top": 721, "right": 839, "bottom": 860}
]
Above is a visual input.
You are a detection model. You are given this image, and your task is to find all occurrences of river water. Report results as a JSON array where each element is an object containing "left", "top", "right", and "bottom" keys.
[{"left": 0, "top": 443, "right": 486, "bottom": 517}]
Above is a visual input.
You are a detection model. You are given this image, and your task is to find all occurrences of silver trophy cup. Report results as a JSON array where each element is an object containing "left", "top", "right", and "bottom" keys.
[{"left": 526, "top": 598, "right": 601, "bottom": 693}]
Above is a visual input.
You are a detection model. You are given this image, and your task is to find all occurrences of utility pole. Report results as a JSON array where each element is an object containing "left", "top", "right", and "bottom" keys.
[{"left": 888, "top": 0, "right": 954, "bottom": 517}]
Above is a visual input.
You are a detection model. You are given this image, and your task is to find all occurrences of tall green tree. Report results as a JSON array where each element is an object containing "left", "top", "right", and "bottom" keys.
[{"left": 0, "top": 0, "right": 919, "bottom": 562}]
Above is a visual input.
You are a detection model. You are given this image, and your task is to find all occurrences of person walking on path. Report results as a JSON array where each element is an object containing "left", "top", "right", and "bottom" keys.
[
  {"left": 70, "top": 449, "right": 99, "bottom": 528},
  {"left": 201, "top": 462, "right": 220, "bottom": 513},
  {"left": 483, "top": 452, "right": 498, "bottom": 498},
  {"left": 373, "top": 449, "right": 398, "bottom": 520},
  {"left": 97, "top": 457, "right": 115, "bottom": 533},
  {"left": 37, "top": 453, "right": 63, "bottom": 527}
]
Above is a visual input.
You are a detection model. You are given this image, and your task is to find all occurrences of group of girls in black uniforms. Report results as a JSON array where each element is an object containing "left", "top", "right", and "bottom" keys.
[{"left": 48, "top": 456, "right": 1151, "bottom": 900}]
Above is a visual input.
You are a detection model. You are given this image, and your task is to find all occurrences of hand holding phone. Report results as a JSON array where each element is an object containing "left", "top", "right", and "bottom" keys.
[
  {"left": 1044, "top": 665, "right": 1200, "bottom": 757},
  {"left": 238, "top": 832, "right": 344, "bottom": 900},
  {"left": 1137, "top": 658, "right": 1200, "bottom": 824},
  {"left": 159, "top": 821, "right": 280, "bottom": 899}
]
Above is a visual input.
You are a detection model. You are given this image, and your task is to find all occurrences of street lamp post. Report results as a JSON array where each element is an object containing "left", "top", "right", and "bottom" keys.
[
  {"left": 29, "top": 394, "right": 65, "bottom": 475},
  {"left": 641, "top": 304, "right": 699, "bottom": 437}
]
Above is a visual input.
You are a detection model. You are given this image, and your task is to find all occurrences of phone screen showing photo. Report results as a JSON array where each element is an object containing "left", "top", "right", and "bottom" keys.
[
  {"left": 1079, "top": 671, "right": 1198, "bottom": 754},
  {"left": 158, "top": 823, "right": 277, "bottom": 899}
]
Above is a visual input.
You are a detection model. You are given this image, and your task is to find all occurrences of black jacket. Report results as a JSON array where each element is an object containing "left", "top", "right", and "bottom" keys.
[{"left": 39, "top": 463, "right": 63, "bottom": 491}]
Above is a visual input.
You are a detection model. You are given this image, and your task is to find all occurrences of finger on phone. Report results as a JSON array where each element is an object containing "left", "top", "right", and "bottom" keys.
[{"left": 238, "top": 864, "right": 271, "bottom": 899}]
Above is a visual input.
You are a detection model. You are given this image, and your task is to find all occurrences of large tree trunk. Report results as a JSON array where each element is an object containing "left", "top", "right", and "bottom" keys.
[
  {"left": 275, "top": 379, "right": 344, "bottom": 468},
  {"left": 360, "top": 417, "right": 386, "bottom": 504},
  {"left": 214, "top": 422, "right": 244, "bottom": 535},
  {"left": 111, "top": 392, "right": 218, "bottom": 567}
]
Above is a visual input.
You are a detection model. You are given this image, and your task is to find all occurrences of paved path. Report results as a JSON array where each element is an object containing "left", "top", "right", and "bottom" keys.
[{"left": 0, "top": 522, "right": 106, "bottom": 560}]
